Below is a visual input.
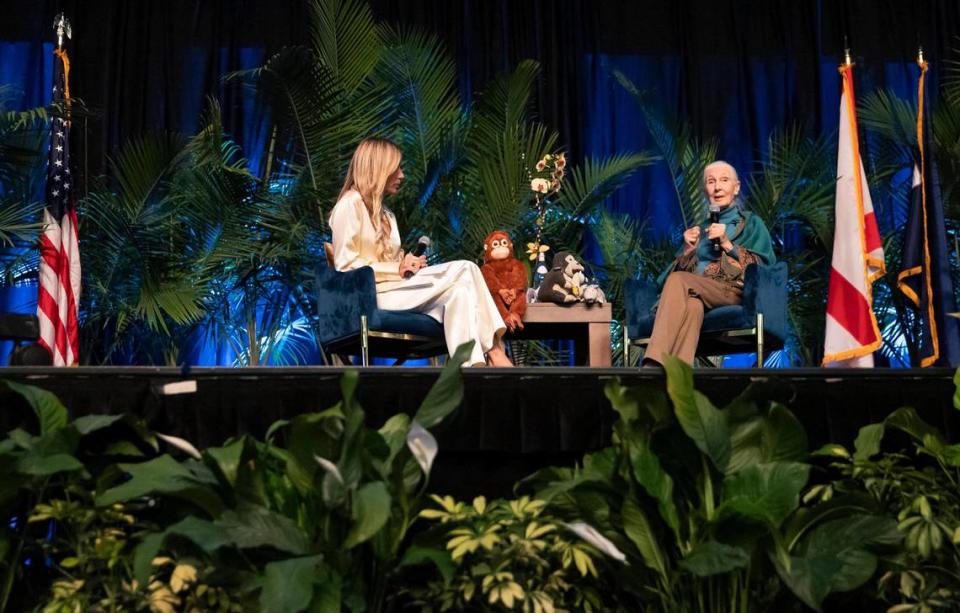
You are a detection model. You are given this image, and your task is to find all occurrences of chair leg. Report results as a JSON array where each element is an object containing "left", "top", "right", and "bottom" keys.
[
  {"left": 360, "top": 314, "right": 370, "bottom": 367},
  {"left": 756, "top": 312, "right": 764, "bottom": 368},
  {"left": 622, "top": 322, "right": 630, "bottom": 366}
]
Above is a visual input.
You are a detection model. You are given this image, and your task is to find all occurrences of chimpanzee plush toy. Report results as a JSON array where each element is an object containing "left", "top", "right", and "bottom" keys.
[
  {"left": 537, "top": 251, "right": 606, "bottom": 305},
  {"left": 480, "top": 230, "right": 527, "bottom": 331}
]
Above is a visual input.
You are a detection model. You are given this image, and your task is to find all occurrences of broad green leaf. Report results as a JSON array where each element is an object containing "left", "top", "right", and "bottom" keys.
[
  {"left": 581, "top": 447, "right": 617, "bottom": 483},
  {"left": 217, "top": 505, "right": 310, "bottom": 555},
  {"left": 810, "top": 444, "right": 849, "bottom": 458},
  {"left": 314, "top": 564, "right": 343, "bottom": 613},
  {"left": 954, "top": 367, "right": 960, "bottom": 411},
  {"left": 5, "top": 380, "right": 67, "bottom": 435},
  {"left": 776, "top": 514, "right": 899, "bottom": 610},
  {"left": 413, "top": 340, "right": 471, "bottom": 428},
  {"left": 337, "top": 384, "right": 366, "bottom": 491},
  {"left": 726, "top": 414, "right": 764, "bottom": 474},
  {"left": 104, "top": 440, "right": 146, "bottom": 457},
  {"left": 621, "top": 495, "right": 668, "bottom": 580},
  {"left": 15, "top": 452, "right": 83, "bottom": 476},
  {"left": 259, "top": 555, "right": 325, "bottom": 613},
  {"left": 761, "top": 405, "right": 808, "bottom": 463},
  {"left": 96, "top": 455, "right": 224, "bottom": 517},
  {"left": 663, "top": 356, "right": 730, "bottom": 472},
  {"left": 774, "top": 552, "right": 842, "bottom": 611},
  {"left": 627, "top": 438, "right": 679, "bottom": 537},
  {"left": 885, "top": 407, "right": 946, "bottom": 447},
  {"left": 719, "top": 462, "right": 810, "bottom": 527},
  {"left": 397, "top": 545, "right": 456, "bottom": 585},
  {"left": 205, "top": 438, "right": 247, "bottom": 488},
  {"left": 165, "top": 516, "right": 232, "bottom": 553},
  {"left": 604, "top": 380, "right": 671, "bottom": 428},
  {"left": 72, "top": 414, "right": 125, "bottom": 435},
  {"left": 852, "top": 423, "right": 885, "bottom": 462},
  {"left": 378, "top": 413, "right": 411, "bottom": 466},
  {"left": 680, "top": 541, "right": 750, "bottom": 576},
  {"left": 340, "top": 368, "right": 359, "bottom": 414},
  {"left": 780, "top": 492, "right": 879, "bottom": 551},
  {"left": 286, "top": 406, "right": 345, "bottom": 495},
  {"left": 133, "top": 532, "right": 166, "bottom": 585},
  {"left": 604, "top": 379, "right": 639, "bottom": 423},
  {"left": 344, "top": 481, "right": 391, "bottom": 548},
  {"left": 133, "top": 517, "right": 231, "bottom": 584}
]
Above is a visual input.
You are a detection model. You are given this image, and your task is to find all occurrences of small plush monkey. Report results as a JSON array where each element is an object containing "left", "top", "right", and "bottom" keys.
[
  {"left": 537, "top": 251, "right": 584, "bottom": 304},
  {"left": 480, "top": 230, "right": 527, "bottom": 331}
]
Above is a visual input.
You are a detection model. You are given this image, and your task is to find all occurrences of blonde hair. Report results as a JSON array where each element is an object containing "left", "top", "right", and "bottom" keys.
[{"left": 337, "top": 138, "right": 402, "bottom": 261}]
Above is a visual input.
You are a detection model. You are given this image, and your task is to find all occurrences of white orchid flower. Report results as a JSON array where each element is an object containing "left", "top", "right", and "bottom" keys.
[
  {"left": 313, "top": 455, "right": 344, "bottom": 485},
  {"left": 563, "top": 521, "right": 627, "bottom": 563},
  {"left": 406, "top": 421, "right": 438, "bottom": 477},
  {"left": 155, "top": 433, "right": 202, "bottom": 460}
]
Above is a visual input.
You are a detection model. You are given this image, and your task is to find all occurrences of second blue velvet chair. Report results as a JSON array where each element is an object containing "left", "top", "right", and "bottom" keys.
[{"left": 623, "top": 262, "right": 788, "bottom": 366}]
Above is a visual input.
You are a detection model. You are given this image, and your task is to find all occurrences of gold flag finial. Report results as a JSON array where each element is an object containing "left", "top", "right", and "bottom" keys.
[
  {"left": 842, "top": 36, "right": 853, "bottom": 67},
  {"left": 917, "top": 46, "right": 925, "bottom": 66}
]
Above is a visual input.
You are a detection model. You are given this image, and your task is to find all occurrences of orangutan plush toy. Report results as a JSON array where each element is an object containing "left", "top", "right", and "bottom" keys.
[{"left": 480, "top": 230, "right": 527, "bottom": 331}]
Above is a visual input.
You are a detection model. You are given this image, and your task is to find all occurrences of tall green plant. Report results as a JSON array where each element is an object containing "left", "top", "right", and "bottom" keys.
[
  {"left": 521, "top": 357, "right": 897, "bottom": 611},
  {"left": 0, "top": 342, "right": 476, "bottom": 612}
]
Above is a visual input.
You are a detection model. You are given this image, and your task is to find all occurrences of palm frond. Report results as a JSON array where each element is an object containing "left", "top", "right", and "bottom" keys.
[
  {"left": 376, "top": 26, "right": 462, "bottom": 191},
  {"left": 745, "top": 126, "right": 837, "bottom": 250},
  {"left": 550, "top": 152, "right": 656, "bottom": 249},
  {"left": 0, "top": 197, "right": 42, "bottom": 246},
  {"left": 310, "top": 0, "right": 383, "bottom": 96},
  {"left": 858, "top": 89, "right": 917, "bottom": 150},
  {"left": 613, "top": 69, "right": 716, "bottom": 229}
]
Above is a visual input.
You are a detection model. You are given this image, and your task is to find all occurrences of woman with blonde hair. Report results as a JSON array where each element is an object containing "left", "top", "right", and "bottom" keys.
[{"left": 329, "top": 137, "right": 513, "bottom": 367}]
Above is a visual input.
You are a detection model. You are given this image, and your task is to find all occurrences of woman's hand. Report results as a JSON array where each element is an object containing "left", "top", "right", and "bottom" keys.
[
  {"left": 682, "top": 226, "right": 701, "bottom": 254},
  {"left": 399, "top": 252, "right": 428, "bottom": 277},
  {"left": 706, "top": 224, "right": 733, "bottom": 253}
]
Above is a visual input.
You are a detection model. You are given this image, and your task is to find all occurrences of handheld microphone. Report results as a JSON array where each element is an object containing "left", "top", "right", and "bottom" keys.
[
  {"left": 708, "top": 205, "right": 722, "bottom": 253},
  {"left": 404, "top": 236, "right": 431, "bottom": 278}
]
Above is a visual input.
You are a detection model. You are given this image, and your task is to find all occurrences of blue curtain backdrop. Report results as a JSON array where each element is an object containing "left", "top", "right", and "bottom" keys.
[{"left": 1, "top": 0, "right": 958, "bottom": 365}]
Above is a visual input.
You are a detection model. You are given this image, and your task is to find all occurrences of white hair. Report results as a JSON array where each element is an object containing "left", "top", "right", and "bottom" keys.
[{"left": 702, "top": 160, "right": 739, "bottom": 184}]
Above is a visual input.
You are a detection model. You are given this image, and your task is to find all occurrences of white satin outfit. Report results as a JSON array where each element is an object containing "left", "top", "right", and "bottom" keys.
[{"left": 329, "top": 190, "right": 506, "bottom": 366}]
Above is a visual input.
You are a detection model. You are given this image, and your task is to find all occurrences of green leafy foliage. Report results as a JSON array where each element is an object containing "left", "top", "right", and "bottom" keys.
[
  {"left": 807, "top": 401, "right": 960, "bottom": 612},
  {"left": 399, "top": 495, "right": 614, "bottom": 611},
  {"left": 521, "top": 357, "right": 899, "bottom": 612},
  {"left": 0, "top": 341, "right": 472, "bottom": 612}
]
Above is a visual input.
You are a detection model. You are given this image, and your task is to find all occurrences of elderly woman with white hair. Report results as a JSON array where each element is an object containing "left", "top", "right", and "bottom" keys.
[{"left": 642, "top": 161, "right": 775, "bottom": 366}]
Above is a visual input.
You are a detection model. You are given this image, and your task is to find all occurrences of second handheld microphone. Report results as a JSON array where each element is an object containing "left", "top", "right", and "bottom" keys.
[
  {"left": 404, "top": 236, "right": 431, "bottom": 278},
  {"left": 708, "top": 205, "right": 722, "bottom": 252}
]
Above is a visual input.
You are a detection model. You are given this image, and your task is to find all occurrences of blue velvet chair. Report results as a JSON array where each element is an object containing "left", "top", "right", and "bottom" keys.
[
  {"left": 315, "top": 263, "right": 446, "bottom": 366},
  {"left": 623, "top": 262, "right": 788, "bottom": 366}
]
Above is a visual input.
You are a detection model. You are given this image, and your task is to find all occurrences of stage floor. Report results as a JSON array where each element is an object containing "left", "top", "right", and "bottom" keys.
[{"left": 2, "top": 366, "right": 957, "bottom": 497}]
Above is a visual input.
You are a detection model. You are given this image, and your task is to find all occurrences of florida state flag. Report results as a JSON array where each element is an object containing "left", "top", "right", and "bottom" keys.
[{"left": 823, "top": 63, "right": 885, "bottom": 367}]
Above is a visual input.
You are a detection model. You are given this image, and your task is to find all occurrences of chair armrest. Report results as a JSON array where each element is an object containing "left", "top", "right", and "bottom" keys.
[
  {"left": 740, "top": 262, "right": 788, "bottom": 342},
  {"left": 315, "top": 265, "right": 378, "bottom": 344}
]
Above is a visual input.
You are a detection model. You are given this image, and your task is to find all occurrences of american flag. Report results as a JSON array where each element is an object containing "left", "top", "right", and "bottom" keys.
[{"left": 36, "top": 46, "right": 81, "bottom": 366}]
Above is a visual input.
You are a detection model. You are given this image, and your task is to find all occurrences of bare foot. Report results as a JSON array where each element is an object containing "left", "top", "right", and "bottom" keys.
[{"left": 486, "top": 346, "right": 514, "bottom": 367}]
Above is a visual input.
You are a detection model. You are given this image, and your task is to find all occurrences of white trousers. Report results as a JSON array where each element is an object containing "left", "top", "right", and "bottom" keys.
[{"left": 375, "top": 260, "right": 506, "bottom": 366}]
